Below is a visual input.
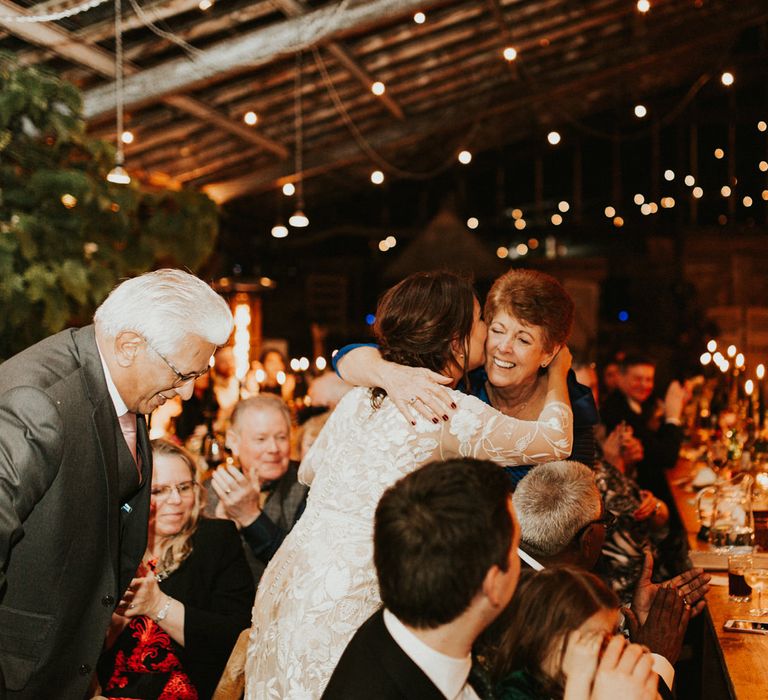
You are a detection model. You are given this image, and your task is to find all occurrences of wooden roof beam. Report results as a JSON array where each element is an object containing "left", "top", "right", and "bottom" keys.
[
  {"left": 272, "top": 0, "right": 404, "bottom": 120},
  {"left": 0, "top": 0, "right": 288, "bottom": 159},
  {"left": 82, "top": 0, "right": 451, "bottom": 119}
]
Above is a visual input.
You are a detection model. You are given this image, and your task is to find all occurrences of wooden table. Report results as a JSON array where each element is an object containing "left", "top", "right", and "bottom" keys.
[{"left": 666, "top": 460, "right": 768, "bottom": 699}]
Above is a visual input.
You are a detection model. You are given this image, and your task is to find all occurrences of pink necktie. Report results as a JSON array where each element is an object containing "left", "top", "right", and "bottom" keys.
[{"left": 118, "top": 411, "right": 139, "bottom": 464}]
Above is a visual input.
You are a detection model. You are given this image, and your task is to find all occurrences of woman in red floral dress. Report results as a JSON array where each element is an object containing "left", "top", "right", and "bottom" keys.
[{"left": 97, "top": 439, "right": 254, "bottom": 699}]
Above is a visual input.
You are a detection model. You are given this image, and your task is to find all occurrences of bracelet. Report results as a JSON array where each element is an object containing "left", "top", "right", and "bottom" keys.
[{"left": 153, "top": 596, "right": 172, "bottom": 623}]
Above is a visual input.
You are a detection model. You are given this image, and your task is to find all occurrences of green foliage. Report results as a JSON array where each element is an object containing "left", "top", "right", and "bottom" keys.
[{"left": 0, "top": 53, "right": 219, "bottom": 358}]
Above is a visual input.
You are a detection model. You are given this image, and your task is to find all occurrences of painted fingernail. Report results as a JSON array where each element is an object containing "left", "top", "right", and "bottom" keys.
[
  {"left": 431, "top": 417, "right": 438, "bottom": 424},
  {"left": 442, "top": 414, "right": 449, "bottom": 421},
  {"left": 450, "top": 402, "right": 457, "bottom": 409},
  {"left": 411, "top": 421, "right": 417, "bottom": 426}
]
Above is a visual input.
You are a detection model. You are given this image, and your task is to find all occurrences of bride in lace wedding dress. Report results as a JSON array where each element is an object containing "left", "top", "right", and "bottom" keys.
[{"left": 245, "top": 272, "right": 573, "bottom": 699}]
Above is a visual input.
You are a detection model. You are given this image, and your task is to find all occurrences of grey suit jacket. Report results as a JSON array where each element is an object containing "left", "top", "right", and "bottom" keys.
[{"left": 0, "top": 325, "right": 151, "bottom": 699}]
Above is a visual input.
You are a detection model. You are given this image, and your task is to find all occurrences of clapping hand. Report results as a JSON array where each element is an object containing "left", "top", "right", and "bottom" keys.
[
  {"left": 116, "top": 573, "right": 164, "bottom": 619},
  {"left": 211, "top": 464, "right": 262, "bottom": 528},
  {"left": 624, "top": 586, "right": 690, "bottom": 666}
]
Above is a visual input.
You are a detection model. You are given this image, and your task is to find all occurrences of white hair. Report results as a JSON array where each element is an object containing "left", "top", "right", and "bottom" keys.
[
  {"left": 94, "top": 269, "right": 233, "bottom": 355},
  {"left": 513, "top": 460, "right": 601, "bottom": 558},
  {"left": 230, "top": 395, "right": 291, "bottom": 434}
]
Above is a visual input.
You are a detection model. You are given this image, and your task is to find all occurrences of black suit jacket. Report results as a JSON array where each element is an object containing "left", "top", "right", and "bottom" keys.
[
  {"left": 0, "top": 325, "right": 151, "bottom": 699},
  {"left": 323, "top": 609, "right": 457, "bottom": 700}
]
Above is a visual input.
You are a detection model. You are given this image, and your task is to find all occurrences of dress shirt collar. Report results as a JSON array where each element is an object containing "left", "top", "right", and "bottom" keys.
[
  {"left": 95, "top": 338, "right": 130, "bottom": 417},
  {"left": 383, "top": 609, "right": 477, "bottom": 700},
  {"left": 627, "top": 397, "right": 643, "bottom": 414}
]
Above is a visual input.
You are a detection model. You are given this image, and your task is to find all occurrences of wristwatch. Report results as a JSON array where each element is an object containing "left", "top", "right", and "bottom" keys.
[{"left": 153, "top": 596, "right": 172, "bottom": 623}]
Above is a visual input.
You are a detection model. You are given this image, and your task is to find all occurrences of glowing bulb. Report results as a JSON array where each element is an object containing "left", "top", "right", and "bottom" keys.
[
  {"left": 61, "top": 193, "right": 77, "bottom": 208},
  {"left": 634, "top": 104, "right": 647, "bottom": 118},
  {"left": 700, "top": 352, "right": 712, "bottom": 366},
  {"left": 289, "top": 210, "right": 309, "bottom": 227},
  {"left": 720, "top": 360, "right": 730, "bottom": 373},
  {"left": 371, "top": 170, "right": 385, "bottom": 184},
  {"left": 413, "top": 11, "right": 426, "bottom": 24},
  {"left": 684, "top": 175, "right": 695, "bottom": 186},
  {"left": 743, "top": 196, "right": 753, "bottom": 207},
  {"left": 106, "top": 164, "right": 131, "bottom": 184},
  {"left": 121, "top": 130, "right": 134, "bottom": 144},
  {"left": 714, "top": 351, "right": 724, "bottom": 364},
  {"left": 547, "top": 131, "right": 561, "bottom": 145},
  {"left": 282, "top": 182, "right": 295, "bottom": 196},
  {"left": 467, "top": 217, "right": 479, "bottom": 229},
  {"left": 759, "top": 161, "right": 768, "bottom": 172},
  {"left": 758, "top": 121, "right": 767, "bottom": 132},
  {"left": 315, "top": 357, "right": 327, "bottom": 371},
  {"left": 511, "top": 208, "right": 523, "bottom": 219},
  {"left": 503, "top": 46, "right": 518, "bottom": 61},
  {"left": 604, "top": 206, "right": 616, "bottom": 217},
  {"left": 514, "top": 218, "right": 526, "bottom": 230},
  {"left": 692, "top": 186, "right": 703, "bottom": 199},
  {"left": 664, "top": 169, "right": 675, "bottom": 181},
  {"left": 198, "top": 0, "right": 212, "bottom": 10},
  {"left": 634, "top": 193, "right": 645, "bottom": 205},
  {"left": 613, "top": 216, "right": 624, "bottom": 227},
  {"left": 721, "top": 71, "right": 734, "bottom": 86},
  {"left": 496, "top": 246, "right": 509, "bottom": 259},
  {"left": 386, "top": 235, "right": 397, "bottom": 247},
  {"left": 276, "top": 370, "right": 286, "bottom": 385},
  {"left": 640, "top": 203, "right": 651, "bottom": 215},
  {"left": 243, "top": 111, "right": 258, "bottom": 126},
  {"left": 727, "top": 344, "right": 737, "bottom": 358},
  {"left": 516, "top": 243, "right": 528, "bottom": 256},
  {"left": 707, "top": 340, "right": 717, "bottom": 352},
  {"left": 271, "top": 224, "right": 288, "bottom": 238},
  {"left": 299, "top": 357, "right": 310, "bottom": 371},
  {"left": 458, "top": 150, "right": 472, "bottom": 164},
  {"left": 758, "top": 364, "right": 765, "bottom": 380},
  {"left": 746, "top": 379, "right": 754, "bottom": 395},
  {"left": 721, "top": 185, "right": 731, "bottom": 197},
  {"left": 736, "top": 353, "right": 745, "bottom": 368},
  {"left": 637, "top": 0, "right": 650, "bottom": 12},
  {"left": 558, "top": 200, "right": 570, "bottom": 213},
  {"left": 371, "top": 81, "right": 386, "bottom": 95},
  {"left": 378, "top": 240, "right": 390, "bottom": 252},
  {"left": 551, "top": 214, "right": 562, "bottom": 225}
]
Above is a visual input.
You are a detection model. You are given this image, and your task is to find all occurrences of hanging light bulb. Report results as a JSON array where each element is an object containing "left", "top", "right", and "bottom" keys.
[
  {"left": 290, "top": 51, "right": 309, "bottom": 228},
  {"left": 107, "top": 0, "right": 130, "bottom": 184},
  {"left": 271, "top": 224, "right": 289, "bottom": 238}
]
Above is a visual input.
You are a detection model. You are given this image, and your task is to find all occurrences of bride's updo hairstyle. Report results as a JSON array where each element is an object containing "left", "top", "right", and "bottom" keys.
[{"left": 372, "top": 271, "right": 476, "bottom": 406}]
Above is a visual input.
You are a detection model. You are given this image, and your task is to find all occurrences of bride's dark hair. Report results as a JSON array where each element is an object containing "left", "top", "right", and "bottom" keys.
[{"left": 371, "top": 271, "right": 476, "bottom": 407}]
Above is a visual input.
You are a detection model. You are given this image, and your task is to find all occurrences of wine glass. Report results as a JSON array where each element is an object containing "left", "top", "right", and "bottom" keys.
[{"left": 744, "top": 565, "right": 768, "bottom": 616}]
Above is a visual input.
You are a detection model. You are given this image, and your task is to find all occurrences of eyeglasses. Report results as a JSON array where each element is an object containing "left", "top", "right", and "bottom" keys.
[
  {"left": 150, "top": 480, "right": 198, "bottom": 501},
  {"left": 575, "top": 510, "right": 617, "bottom": 541},
  {"left": 146, "top": 339, "right": 211, "bottom": 388}
]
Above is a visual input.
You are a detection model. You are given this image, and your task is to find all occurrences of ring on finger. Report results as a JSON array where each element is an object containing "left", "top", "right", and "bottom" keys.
[
  {"left": 225, "top": 488, "right": 232, "bottom": 495},
  {"left": 408, "top": 396, "right": 417, "bottom": 405}
]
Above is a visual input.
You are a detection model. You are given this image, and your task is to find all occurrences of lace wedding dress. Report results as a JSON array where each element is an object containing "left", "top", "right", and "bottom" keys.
[{"left": 245, "top": 386, "right": 572, "bottom": 699}]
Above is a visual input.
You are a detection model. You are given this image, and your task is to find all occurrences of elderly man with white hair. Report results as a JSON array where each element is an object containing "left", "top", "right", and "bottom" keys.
[{"left": 0, "top": 269, "right": 232, "bottom": 700}]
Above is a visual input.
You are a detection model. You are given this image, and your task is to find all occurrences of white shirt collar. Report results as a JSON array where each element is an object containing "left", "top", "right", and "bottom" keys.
[
  {"left": 382, "top": 609, "right": 477, "bottom": 700},
  {"left": 95, "top": 338, "right": 130, "bottom": 417},
  {"left": 627, "top": 397, "right": 643, "bottom": 414}
]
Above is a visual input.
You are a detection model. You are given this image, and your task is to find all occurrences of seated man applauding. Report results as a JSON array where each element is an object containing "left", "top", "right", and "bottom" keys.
[
  {"left": 323, "top": 458, "right": 521, "bottom": 700},
  {"left": 210, "top": 396, "right": 308, "bottom": 584}
]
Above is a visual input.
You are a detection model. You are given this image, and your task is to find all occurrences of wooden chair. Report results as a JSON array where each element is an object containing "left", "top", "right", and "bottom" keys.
[{"left": 212, "top": 628, "right": 251, "bottom": 700}]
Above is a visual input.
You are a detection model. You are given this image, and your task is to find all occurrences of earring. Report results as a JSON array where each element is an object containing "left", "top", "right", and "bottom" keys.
[{"left": 541, "top": 362, "right": 548, "bottom": 368}]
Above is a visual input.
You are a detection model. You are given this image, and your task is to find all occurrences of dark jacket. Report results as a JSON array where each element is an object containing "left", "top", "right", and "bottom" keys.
[
  {"left": 323, "top": 608, "right": 491, "bottom": 700},
  {"left": 98, "top": 517, "right": 255, "bottom": 700},
  {"left": 0, "top": 325, "right": 151, "bottom": 699}
]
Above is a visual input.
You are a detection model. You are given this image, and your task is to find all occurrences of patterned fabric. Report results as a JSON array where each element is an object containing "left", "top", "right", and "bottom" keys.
[
  {"left": 99, "top": 616, "right": 198, "bottom": 700},
  {"left": 592, "top": 459, "right": 669, "bottom": 604},
  {"left": 245, "top": 386, "right": 572, "bottom": 699}
]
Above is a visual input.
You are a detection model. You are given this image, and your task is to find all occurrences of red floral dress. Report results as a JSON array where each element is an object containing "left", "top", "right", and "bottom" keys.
[{"left": 98, "top": 615, "right": 198, "bottom": 700}]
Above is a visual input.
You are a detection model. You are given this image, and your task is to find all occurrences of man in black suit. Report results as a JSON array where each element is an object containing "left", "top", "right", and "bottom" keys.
[
  {"left": 323, "top": 458, "right": 521, "bottom": 700},
  {"left": 0, "top": 269, "right": 232, "bottom": 699}
]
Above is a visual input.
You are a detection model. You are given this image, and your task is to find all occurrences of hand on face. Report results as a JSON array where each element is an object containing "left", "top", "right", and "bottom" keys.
[{"left": 590, "top": 636, "right": 657, "bottom": 700}]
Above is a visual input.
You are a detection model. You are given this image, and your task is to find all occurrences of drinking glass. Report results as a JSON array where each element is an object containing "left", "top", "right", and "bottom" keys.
[
  {"left": 744, "top": 565, "right": 768, "bottom": 616},
  {"left": 728, "top": 554, "right": 753, "bottom": 602}
]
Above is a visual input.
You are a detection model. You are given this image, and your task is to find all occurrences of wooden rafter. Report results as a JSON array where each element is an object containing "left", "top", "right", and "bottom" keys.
[
  {"left": 82, "top": 0, "right": 451, "bottom": 119},
  {"left": 0, "top": 0, "right": 288, "bottom": 159}
]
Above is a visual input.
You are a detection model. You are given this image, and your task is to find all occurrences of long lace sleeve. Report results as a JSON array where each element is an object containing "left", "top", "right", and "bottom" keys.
[{"left": 437, "top": 390, "right": 573, "bottom": 465}]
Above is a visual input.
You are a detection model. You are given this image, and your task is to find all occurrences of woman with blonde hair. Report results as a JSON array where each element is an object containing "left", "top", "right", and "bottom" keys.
[{"left": 97, "top": 439, "right": 254, "bottom": 699}]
